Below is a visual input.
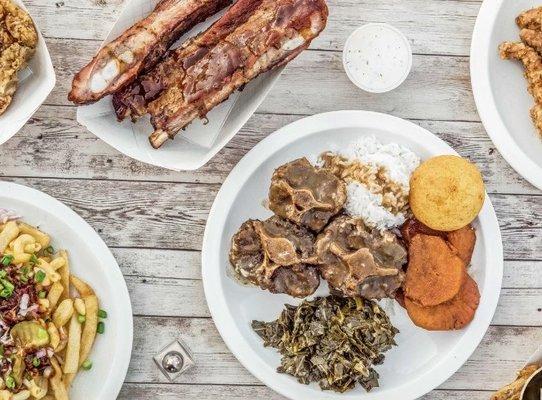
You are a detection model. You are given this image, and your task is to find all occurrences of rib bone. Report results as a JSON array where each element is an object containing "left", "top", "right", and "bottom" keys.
[{"left": 68, "top": 0, "right": 232, "bottom": 104}]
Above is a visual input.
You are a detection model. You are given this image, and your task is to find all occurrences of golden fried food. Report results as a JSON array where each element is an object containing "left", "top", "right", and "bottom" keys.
[
  {"left": 516, "top": 6, "right": 542, "bottom": 30},
  {"left": 520, "top": 28, "right": 542, "bottom": 55},
  {"left": 409, "top": 155, "right": 485, "bottom": 231},
  {"left": 0, "top": 0, "right": 37, "bottom": 116},
  {"left": 400, "top": 217, "right": 445, "bottom": 245},
  {"left": 405, "top": 274, "right": 480, "bottom": 331},
  {"left": 500, "top": 42, "right": 542, "bottom": 105},
  {"left": 404, "top": 234, "right": 465, "bottom": 307},
  {"left": 491, "top": 364, "right": 540, "bottom": 400},
  {"left": 531, "top": 103, "right": 542, "bottom": 137},
  {"left": 447, "top": 224, "right": 476, "bottom": 265},
  {"left": 401, "top": 218, "right": 476, "bottom": 265}
]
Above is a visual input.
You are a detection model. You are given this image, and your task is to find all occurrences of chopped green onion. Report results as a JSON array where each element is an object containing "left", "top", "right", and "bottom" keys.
[
  {"left": 0, "top": 270, "right": 6, "bottom": 278},
  {"left": 38, "top": 290, "right": 46, "bottom": 299},
  {"left": 77, "top": 314, "right": 86, "bottom": 323},
  {"left": 5, "top": 375, "right": 15, "bottom": 389},
  {"left": 81, "top": 359, "right": 92, "bottom": 370},
  {"left": 0, "top": 344, "right": 4, "bottom": 357},
  {"left": 97, "top": 321, "right": 105, "bottom": 334},
  {"left": 0, "top": 279, "right": 14, "bottom": 298},
  {"left": 98, "top": 309, "right": 107, "bottom": 319},
  {"left": 44, "top": 246, "right": 55, "bottom": 254},
  {"left": 35, "top": 270, "right": 46, "bottom": 283},
  {"left": 29, "top": 254, "right": 39, "bottom": 265},
  {"left": 1, "top": 255, "right": 13, "bottom": 266},
  {"left": 32, "top": 357, "right": 40, "bottom": 367}
]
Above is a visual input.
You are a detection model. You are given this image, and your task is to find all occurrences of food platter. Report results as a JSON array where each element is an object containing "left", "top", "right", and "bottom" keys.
[
  {"left": 0, "top": 0, "right": 55, "bottom": 146},
  {"left": 74, "top": 0, "right": 323, "bottom": 171},
  {"left": 471, "top": 0, "right": 542, "bottom": 190},
  {"left": 0, "top": 181, "right": 133, "bottom": 399},
  {"left": 202, "top": 110, "right": 503, "bottom": 400}
]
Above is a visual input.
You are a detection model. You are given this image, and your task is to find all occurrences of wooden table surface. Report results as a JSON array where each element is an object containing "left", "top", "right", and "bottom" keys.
[{"left": 3, "top": 0, "right": 542, "bottom": 398}]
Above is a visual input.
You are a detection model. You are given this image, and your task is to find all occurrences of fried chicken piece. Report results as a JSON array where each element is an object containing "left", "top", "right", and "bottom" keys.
[
  {"left": 491, "top": 364, "right": 540, "bottom": 400},
  {"left": 520, "top": 28, "right": 542, "bottom": 55},
  {"left": 0, "top": 21, "right": 14, "bottom": 51},
  {"left": 405, "top": 274, "right": 480, "bottom": 331},
  {"left": 0, "top": 0, "right": 37, "bottom": 49},
  {"left": 499, "top": 42, "right": 542, "bottom": 104},
  {"left": 530, "top": 103, "right": 542, "bottom": 138},
  {"left": 517, "top": 7, "right": 542, "bottom": 30},
  {"left": 0, "top": 93, "right": 10, "bottom": 113},
  {"left": 404, "top": 234, "right": 465, "bottom": 307}
]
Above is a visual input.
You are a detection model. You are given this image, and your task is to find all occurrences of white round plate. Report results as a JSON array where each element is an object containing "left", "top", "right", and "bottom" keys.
[
  {"left": 0, "top": 182, "right": 133, "bottom": 399},
  {"left": 202, "top": 111, "right": 503, "bottom": 400},
  {"left": 471, "top": 0, "right": 542, "bottom": 190}
]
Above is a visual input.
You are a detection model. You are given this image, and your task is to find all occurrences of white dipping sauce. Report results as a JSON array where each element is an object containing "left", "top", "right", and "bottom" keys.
[{"left": 343, "top": 23, "right": 412, "bottom": 93}]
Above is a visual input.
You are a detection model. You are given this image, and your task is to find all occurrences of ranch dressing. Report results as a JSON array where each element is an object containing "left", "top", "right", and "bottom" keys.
[{"left": 343, "top": 23, "right": 412, "bottom": 93}]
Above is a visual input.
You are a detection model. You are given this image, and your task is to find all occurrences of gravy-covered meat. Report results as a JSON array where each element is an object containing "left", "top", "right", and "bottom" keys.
[
  {"left": 316, "top": 216, "right": 407, "bottom": 299},
  {"left": 269, "top": 158, "right": 346, "bottom": 232},
  {"left": 229, "top": 216, "right": 319, "bottom": 297}
]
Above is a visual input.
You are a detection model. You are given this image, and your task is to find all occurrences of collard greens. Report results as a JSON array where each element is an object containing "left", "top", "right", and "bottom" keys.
[{"left": 252, "top": 296, "right": 398, "bottom": 393}]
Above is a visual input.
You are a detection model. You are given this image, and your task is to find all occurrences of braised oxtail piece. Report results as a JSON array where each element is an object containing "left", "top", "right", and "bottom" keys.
[
  {"left": 113, "top": 0, "right": 329, "bottom": 149},
  {"left": 68, "top": 0, "right": 232, "bottom": 104}
]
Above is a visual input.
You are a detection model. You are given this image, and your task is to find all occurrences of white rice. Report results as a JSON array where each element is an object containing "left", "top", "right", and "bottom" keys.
[
  {"left": 346, "top": 183, "right": 406, "bottom": 230},
  {"left": 335, "top": 135, "right": 419, "bottom": 229},
  {"left": 337, "top": 135, "right": 420, "bottom": 187}
]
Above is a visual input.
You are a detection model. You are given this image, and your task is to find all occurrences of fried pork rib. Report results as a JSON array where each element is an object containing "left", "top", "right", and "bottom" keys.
[
  {"left": 229, "top": 216, "right": 320, "bottom": 298},
  {"left": 268, "top": 158, "right": 346, "bottom": 232},
  {"left": 113, "top": 0, "right": 329, "bottom": 148},
  {"left": 69, "top": 0, "right": 232, "bottom": 104},
  {"left": 316, "top": 216, "right": 407, "bottom": 299}
]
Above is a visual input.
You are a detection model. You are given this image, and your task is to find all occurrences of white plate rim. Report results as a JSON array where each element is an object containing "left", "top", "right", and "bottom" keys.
[
  {"left": 470, "top": 0, "right": 542, "bottom": 190},
  {"left": 201, "top": 111, "right": 503, "bottom": 400},
  {"left": 0, "top": 181, "right": 133, "bottom": 399}
]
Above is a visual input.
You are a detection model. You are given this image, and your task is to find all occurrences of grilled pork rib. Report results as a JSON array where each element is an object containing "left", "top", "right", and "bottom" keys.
[
  {"left": 113, "top": 0, "right": 328, "bottom": 148},
  {"left": 68, "top": 0, "right": 232, "bottom": 105}
]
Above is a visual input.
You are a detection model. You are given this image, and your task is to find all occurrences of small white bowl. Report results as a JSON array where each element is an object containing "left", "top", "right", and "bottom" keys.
[
  {"left": 343, "top": 23, "right": 412, "bottom": 93},
  {"left": 0, "top": 0, "right": 56, "bottom": 145}
]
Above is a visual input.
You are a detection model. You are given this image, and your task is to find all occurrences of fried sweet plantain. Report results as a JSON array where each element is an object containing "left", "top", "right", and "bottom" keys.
[
  {"left": 405, "top": 274, "right": 480, "bottom": 331},
  {"left": 447, "top": 224, "right": 476, "bottom": 265},
  {"left": 404, "top": 234, "right": 465, "bottom": 307}
]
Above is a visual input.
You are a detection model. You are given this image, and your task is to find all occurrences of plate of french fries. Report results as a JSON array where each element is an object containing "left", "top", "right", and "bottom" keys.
[{"left": 0, "top": 181, "right": 133, "bottom": 399}]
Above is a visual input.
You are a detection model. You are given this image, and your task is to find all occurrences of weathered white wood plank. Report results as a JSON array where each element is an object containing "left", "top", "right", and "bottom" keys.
[
  {"left": 2, "top": 178, "right": 540, "bottom": 259},
  {"left": 44, "top": 39, "right": 479, "bottom": 122},
  {"left": 26, "top": 0, "right": 481, "bottom": 56},
  {"left": 113, "top": 248, "right": 201, "bottom": 280},
  {"left": 3, "top": 106, "right": 537, "bottom": 194},
  {"left": 113, "top": 247, "right": 542, "bottom": 288},
  {"left": 122, "top": 316, "right": 541, "bottom": 391},
  {"left": 123, "top": 275, "right": 542, "bottom": 325},
  {"left": 119, "top": 383, "right": 489, "bottom": 400}
]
